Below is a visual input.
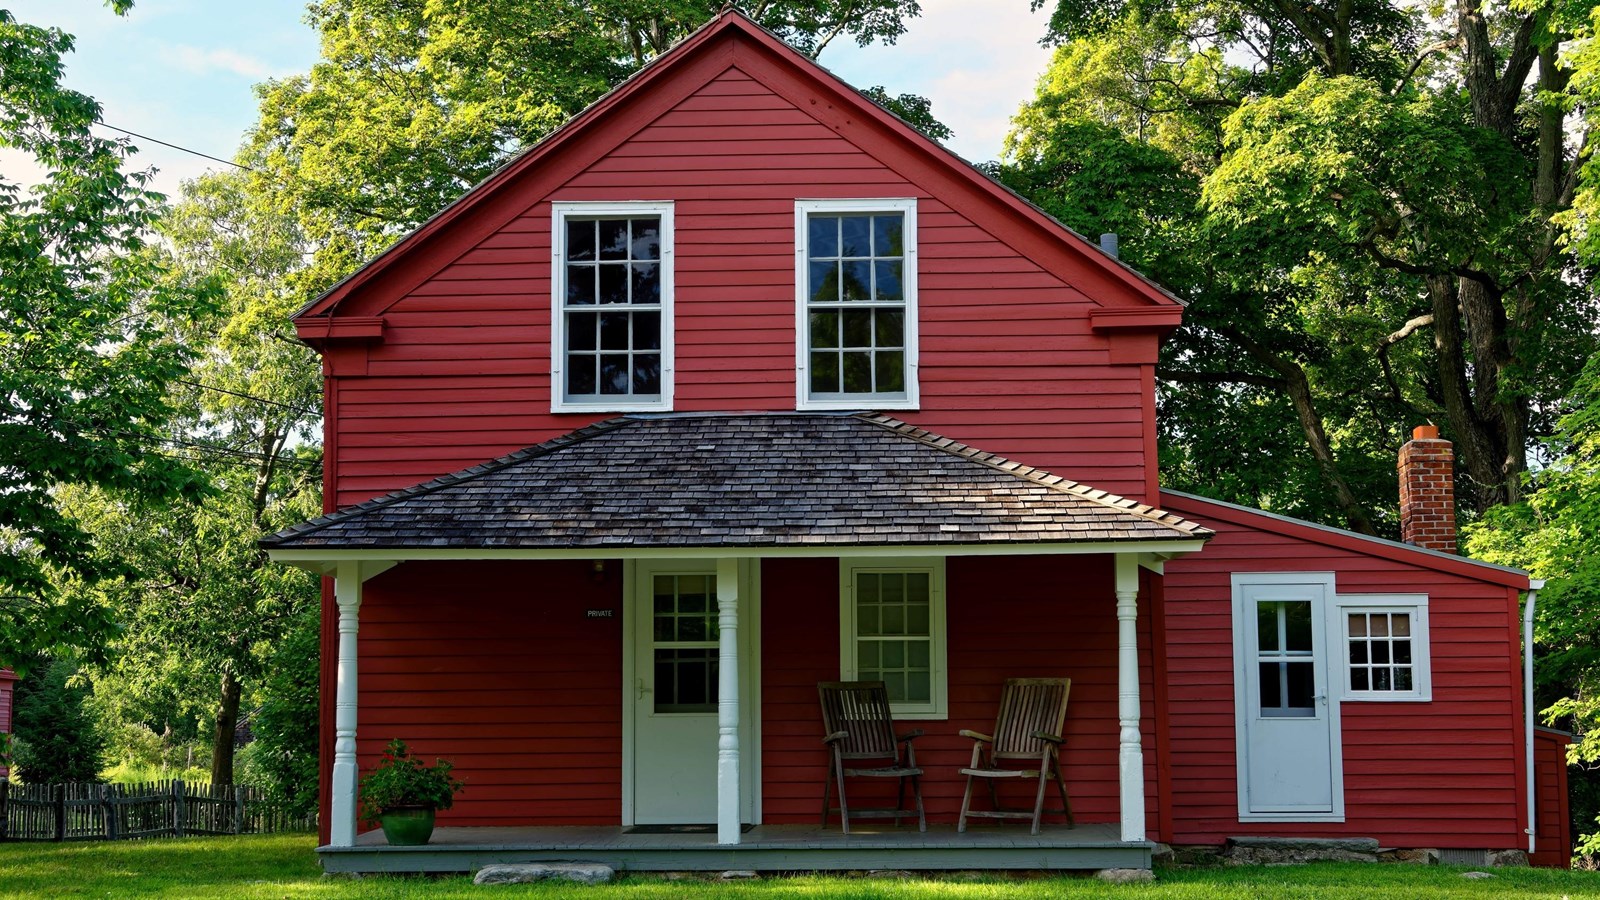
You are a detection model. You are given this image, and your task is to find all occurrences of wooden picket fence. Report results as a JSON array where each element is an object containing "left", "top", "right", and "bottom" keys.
[{"left": 0, "top": 780, "right": 313, "bottom": 841}]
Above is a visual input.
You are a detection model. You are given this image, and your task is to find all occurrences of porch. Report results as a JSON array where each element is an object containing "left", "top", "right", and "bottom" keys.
[
  {"left": 320, "top": 822, "right": 1149, "bottom": 873},
  {"left": 264, "top": 414, "right": 1212, "bottom": 871}
]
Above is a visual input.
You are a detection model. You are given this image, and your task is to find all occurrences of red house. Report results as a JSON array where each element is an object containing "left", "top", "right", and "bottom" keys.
[
  {"left": 0, "top": 668, "right": 15, "bottom": 781},
  {"left": 264, "top": 10, "right": 1563, "bottom": 874}
]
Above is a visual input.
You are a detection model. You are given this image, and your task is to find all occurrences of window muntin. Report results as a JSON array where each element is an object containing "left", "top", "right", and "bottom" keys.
[
  {"left": 1339, "top": 597, "right": 1430, "bottom": 701},
  {"left": 552, "top": 202, "right": 673, "bottom": 412},
  {"left": 796, "top": 199, "right": 918, "bottom": 410},
  {"left": 839, "top": 558, "right": 945, "bottom": 718}
]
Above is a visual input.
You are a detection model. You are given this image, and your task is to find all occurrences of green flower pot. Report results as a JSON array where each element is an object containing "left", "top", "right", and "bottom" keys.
[{"left": 378, "top": 807, "right": 436, "bottom": 845}]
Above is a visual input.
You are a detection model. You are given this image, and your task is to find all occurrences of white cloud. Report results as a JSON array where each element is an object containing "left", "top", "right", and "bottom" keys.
[
  {"left": 167, "top": 44, "right": 282, "bottom": 80},
  {"left": 821, "top": 0, "right": 1056, "bottom": 163}
]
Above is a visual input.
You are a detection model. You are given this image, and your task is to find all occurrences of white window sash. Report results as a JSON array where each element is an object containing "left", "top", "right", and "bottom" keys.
[
  {"left": 551, "top": 201, "right": 676, "bottom": 413},
  {"left": 795, "top": 198, "right": 920, "bottom": 411},
  {"left": 1336, "top": 595, "right": 1431, "bottom": 702},
  {"left": 837, "top": 557, "right": 947, "bottom": 719}
]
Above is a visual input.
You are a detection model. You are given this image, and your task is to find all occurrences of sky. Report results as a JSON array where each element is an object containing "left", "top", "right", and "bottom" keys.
[{"left": 0, "top": 1, "right": 1057, "bottom": 199}]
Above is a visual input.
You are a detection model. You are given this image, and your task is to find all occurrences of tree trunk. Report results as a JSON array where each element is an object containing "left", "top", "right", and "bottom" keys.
[
  {"left": 209, "top": 671, "right": 242, "bottom": 786},
  {"left": 1221, "top": 326, "right": 1378, "bottom": 534}
]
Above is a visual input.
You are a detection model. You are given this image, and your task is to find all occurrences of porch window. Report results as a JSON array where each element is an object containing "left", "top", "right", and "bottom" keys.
[
  {"left": 551, "top": 201, "right": 674, "bottom": 413},
  {"left": 1340, "top": 596, "right": 1430, "bottom": 701},
  {"left": 838, "top": 558, "right": 946, "bottom": 718},
  {"left": 795, "top": 198, "right": 918, "bottom": 410}
]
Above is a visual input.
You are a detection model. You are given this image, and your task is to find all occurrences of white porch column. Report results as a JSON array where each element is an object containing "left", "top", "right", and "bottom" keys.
[
  {"left": 330, "top": 560, "right": 363, "bottom": 847},
  {"left": 715, "top": 557, "right": 741, "bottom": 845},
  {"left": 1114, "top": 554, "right": 1147, "bottom": 843}
]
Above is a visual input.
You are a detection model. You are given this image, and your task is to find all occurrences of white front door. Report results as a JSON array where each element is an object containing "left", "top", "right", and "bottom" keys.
[
  {"left": 626, "top": 560, "right": 756, "bottom": 825},
  {"left": 1233, "top": 575, "right": 1343, "bottom": 820}
]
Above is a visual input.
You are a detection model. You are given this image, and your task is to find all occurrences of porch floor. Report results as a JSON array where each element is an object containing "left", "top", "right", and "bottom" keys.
[{"left": 320, "top": 823, "right": 1150, "bottom": 874}]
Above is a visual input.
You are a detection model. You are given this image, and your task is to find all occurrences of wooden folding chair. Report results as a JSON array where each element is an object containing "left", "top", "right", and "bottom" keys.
[
  {"left": 957, "top": 677, "right": 1073, "bottom": 834},
  {"left": 818, "top": 681, "right": 926, "bottom": 833}
]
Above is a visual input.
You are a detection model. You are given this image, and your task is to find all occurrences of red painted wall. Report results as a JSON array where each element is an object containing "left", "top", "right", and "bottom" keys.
[
  {"left": 0, "top": 668, "right": 15, "bottom": 780},
  {"left": 1159, "top": 494, "right": 1526, "bottom": 849},
  {"left": 760, "top": 555, "right": 1161, "bottom": 829},
  {"left": 355, "top": 560, "right": 624, "bottom": 827},
  {"left": 323, "top": 65, "right": 1156, "bottom": 511},
  {"left": 1531, "top": 729, "right": 1572, "bottom": 868}
]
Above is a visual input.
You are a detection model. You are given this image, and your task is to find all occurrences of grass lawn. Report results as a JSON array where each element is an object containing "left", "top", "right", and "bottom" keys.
[{"left": 2, "top": 834, "right": 1598, "bottom": 899}]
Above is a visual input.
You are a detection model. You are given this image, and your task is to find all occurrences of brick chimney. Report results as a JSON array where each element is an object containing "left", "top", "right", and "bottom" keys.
[{"left": 1398, "top": 425, "right": 1456, "bottom": 554}]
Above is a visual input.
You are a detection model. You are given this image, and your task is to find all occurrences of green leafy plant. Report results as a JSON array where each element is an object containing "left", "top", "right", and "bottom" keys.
[{"left": 358, "top": 740, "right": 462, "bottom": 822}]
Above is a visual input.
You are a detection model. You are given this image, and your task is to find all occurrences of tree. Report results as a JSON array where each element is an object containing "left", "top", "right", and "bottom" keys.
[
  {"left": 245, "top": 0, "right": 934, "bottom": 298},
  {"left": 0, "top": 5, "right": 215, "bottom": 665},
  {"left": 1007, "top": 0, "right": 1595, "bottom": 531},
  {"left": 56, "top": 167, "right": 325, "bottom": 786},
  {"left": 1467, "top": 354, "right": 1600, "bottom": 849},
  {"left": 10, "top": 656, "right": 105, "bottom": 783},
  {"left": 244, "top": 606, "right": 324, "bottom": 817}
]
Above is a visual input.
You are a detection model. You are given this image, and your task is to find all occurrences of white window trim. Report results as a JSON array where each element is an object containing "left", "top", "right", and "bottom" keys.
[
  {"left": 550, "top": 201, "right": 675, "bottom": 413},
  {"left": 1335, "top": 594, "right": 1431, "bottom": 702},
  {"left": 794, "top": 197, "right": 920, "bottom": 411},
  {"left": 838, "top": 556, "right": 946, "bottom": 719}
]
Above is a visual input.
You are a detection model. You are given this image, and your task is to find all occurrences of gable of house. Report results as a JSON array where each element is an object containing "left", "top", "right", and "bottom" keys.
[{"left": 296, "top": 11, "right": 1184, "bottom": 512}]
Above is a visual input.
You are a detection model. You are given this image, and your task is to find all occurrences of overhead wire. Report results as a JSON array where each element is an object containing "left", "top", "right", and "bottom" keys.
[{"left": 94, "top": 122, "right": 255, "bottom": 172}]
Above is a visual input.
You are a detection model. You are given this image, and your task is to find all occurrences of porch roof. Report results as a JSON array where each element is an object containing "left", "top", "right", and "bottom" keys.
[{"left": 263, "top": 413, "right": 1210, "bottom": 552}]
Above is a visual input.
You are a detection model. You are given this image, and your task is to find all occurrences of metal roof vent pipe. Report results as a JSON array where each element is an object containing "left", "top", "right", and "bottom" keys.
[{"left": 1099, "top": 232, "right": 1120, "bottom": 259}]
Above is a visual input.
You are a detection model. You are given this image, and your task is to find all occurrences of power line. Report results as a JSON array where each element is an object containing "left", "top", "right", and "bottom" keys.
[
  {"left": 95, "top": 122, "right": 254, "bottom": 172},
  {"left": 178, "top": 379, "right": 319, "bottom": 417}
]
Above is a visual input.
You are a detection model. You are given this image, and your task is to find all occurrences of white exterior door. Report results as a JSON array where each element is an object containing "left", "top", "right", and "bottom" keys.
[
  {"left": 626, "top": 561, "right": 756, "bottom": 825},
  {"left": 1233, "top": 575, "right": 1344, "bottom": 821}
]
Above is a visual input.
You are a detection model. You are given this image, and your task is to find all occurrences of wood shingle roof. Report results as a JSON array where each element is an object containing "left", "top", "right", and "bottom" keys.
[{"left": 263, "top": 413, "right": 1210, "bottom": 551}]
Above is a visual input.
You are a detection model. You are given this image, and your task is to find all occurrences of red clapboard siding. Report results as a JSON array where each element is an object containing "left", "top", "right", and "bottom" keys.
[
  {"left": 0, "top": 668, "right": 13, "bottom": 779},
  {"left": 1531, "top": 729, "right": 1572, "bottom": 867},
  {"left": 325, "top": 63, "right": 1156, "bottom": 510},
  {"left": 759, "top": 555, "right": 1162, "bottom": 831},
  {"left": 1157, "top": 493, "right": 1525, "bottom": 849},
  {"left": 354, "top": 560, "right": 623, "bottom": 829}
]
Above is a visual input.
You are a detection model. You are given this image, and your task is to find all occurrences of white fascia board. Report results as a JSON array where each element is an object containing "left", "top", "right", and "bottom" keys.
[{"left": 268, "top": 538, "right": 1209, "bottom": 567}]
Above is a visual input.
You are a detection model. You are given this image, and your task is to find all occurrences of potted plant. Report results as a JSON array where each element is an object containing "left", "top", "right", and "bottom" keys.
[{"left": 359, "top": 739, "right": 464, "bottom": 845}]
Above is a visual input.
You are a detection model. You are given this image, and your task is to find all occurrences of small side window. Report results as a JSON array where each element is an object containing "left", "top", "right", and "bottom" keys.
[{"left": 1339, "top": 596, "right": 1430, "bottom": 701}]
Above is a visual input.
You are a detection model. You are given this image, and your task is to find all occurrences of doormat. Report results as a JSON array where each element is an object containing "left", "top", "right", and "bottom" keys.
[{"left": 624, "top": 824, "right": 755, "bottom": 834}]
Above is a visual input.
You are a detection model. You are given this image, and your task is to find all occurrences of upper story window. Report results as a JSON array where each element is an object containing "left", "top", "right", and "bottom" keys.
[
  {"left": 551, "top": 201, "right": 674, "bottom": 413},
  {"left": 795, "top": 198, "right": 918, "bottom": 410}
]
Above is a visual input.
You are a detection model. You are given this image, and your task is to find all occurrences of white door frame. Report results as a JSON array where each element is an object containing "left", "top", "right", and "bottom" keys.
[
  {"left": 621, "top": 558, "right": 761, "bottom": 826},
  {"left": 1231, "top": 571, "right": 1345, "bottom": 822}
]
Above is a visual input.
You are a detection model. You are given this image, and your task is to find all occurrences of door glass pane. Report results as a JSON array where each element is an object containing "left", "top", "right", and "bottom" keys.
[
  {"left": 1284, "top": 601, "right": 1312, "bottom": 652},
  {"left": 1257, "top": 602, "right": 1279, "bottom": 652},
  {"left": 1257, "top": 598, "right": 1318, "bottom": 717},
  {"left": 652, "top": 573, "right": 718, "bottom": 714}
]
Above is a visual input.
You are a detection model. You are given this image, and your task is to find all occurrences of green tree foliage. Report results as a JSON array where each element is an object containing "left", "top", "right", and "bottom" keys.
[
  {"left": 0, "top": 7, "right": 215, "bottom": 664},
  {"left": 56, "top": 168, "right": 325, "bottom": 787},
  {"left": 1007, "top": 0, "right": 1596, "bottom": 533},
  {"left": 1467, "top": 355, "right": 1600, "bottom": 847},
  {"left": 242, "top": 606, "right": 321, "bottom": 817},
  {"left": 246, "top": 0, "right": 933, "bottom": 295},
  {"left": 10, "top": 657, "right": 105, "bottom": 783}
]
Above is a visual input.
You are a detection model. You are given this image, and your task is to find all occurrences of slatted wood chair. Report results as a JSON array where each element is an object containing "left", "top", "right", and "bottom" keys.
[
  {"left": 957, "top": 677, "right": 1073, "bottom": 834},
  {"left": 818, "top": 681, "right": 926, "bottom": 833}
]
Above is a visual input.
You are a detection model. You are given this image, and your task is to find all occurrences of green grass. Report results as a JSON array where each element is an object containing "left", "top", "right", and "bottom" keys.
[{"left": 1, "top": 835, "right": 1598, "bottom": 899}]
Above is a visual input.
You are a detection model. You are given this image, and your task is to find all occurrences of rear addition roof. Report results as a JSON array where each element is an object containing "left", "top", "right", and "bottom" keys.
[{"left": 263, "top": 413, "right": 1209, "bottom": 551}]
